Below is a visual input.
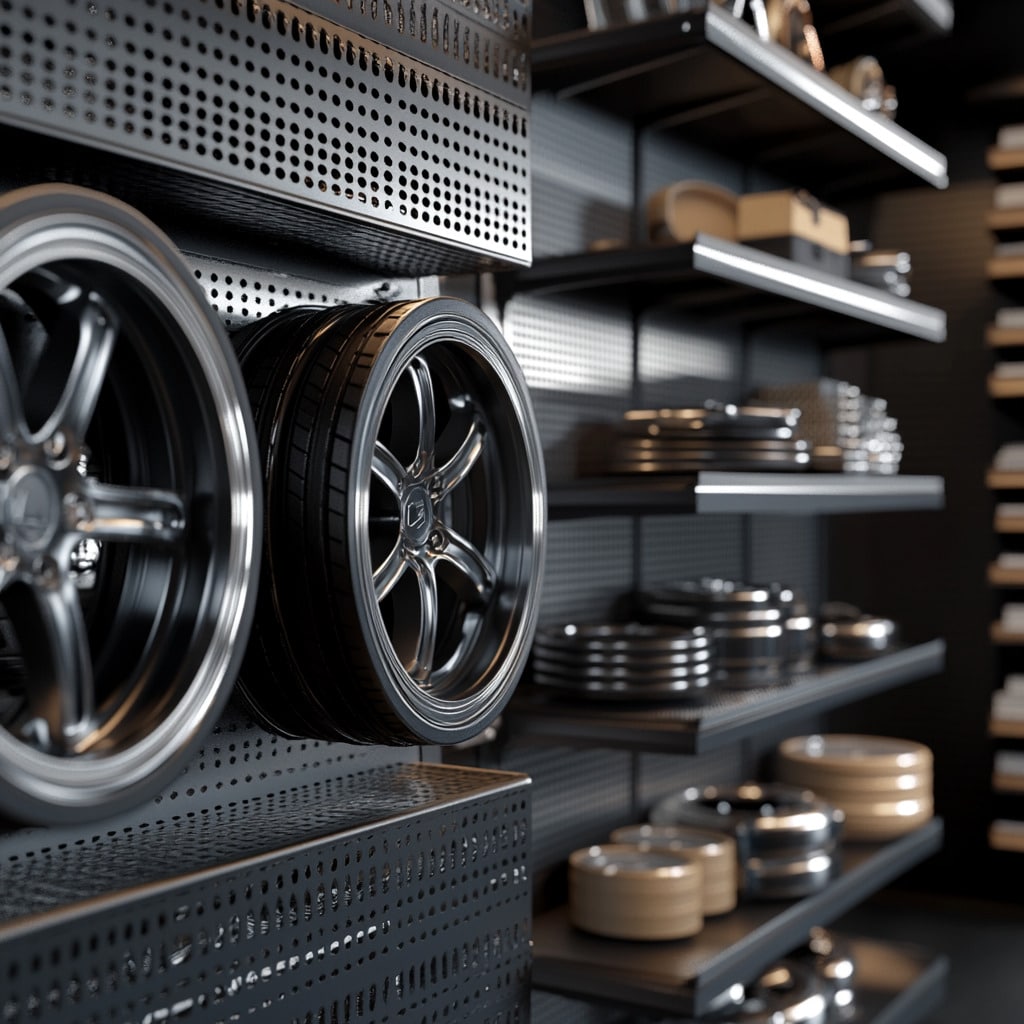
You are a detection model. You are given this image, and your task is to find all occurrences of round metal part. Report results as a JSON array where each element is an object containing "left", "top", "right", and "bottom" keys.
[
  {"left": 0, "top": 184, "right": 261, "bottom": 824},
  {"left": 236, "top": 297, "right": 546, "bottom": 745}
]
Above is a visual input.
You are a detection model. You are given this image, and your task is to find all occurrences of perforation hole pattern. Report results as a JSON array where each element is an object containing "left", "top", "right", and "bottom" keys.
[
  {"left": 0, "top": 0, "right": 530, "bottom": 264},
  {"left": 0, "top": 767, "right": 531, "bottom": 1023}
]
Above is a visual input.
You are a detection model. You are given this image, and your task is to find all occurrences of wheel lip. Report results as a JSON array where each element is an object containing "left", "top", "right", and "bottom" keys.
[
  {"left": 347, "top": 297, "right": 547, "bottom": 742},
  {"left": 0, "top": 184, "right": 262, "bottom": 820}
]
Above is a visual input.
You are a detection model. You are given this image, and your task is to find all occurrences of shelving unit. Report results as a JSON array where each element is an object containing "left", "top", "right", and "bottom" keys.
[
  {"left": 507, "top": 641, "right": 945, "bottom": 754},
  {"left": 501, "top": 235, "right": 947, "bottom": 343},
  {"left": 549, "top": 472, "right": 945, "bottom": 519},
  {"left": 531, "top": 820, "right": 943, "bottom": 1017},
  {"left": 531, "top": 3, "right": 948, "bottom": 196}
]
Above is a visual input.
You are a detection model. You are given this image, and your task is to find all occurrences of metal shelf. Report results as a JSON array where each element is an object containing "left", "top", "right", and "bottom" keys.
[
  {"left": 838, "top": 936, "right": 948, "bottom": 1024},
  {"left": 501, "top": 235, "right": 947, "bottom": 343},
  {"left": 531, "top": 3, "right": 948, "bottom": 196},
  {"left": 531, "top": 819, "right": 944, "bottom": 1017},
  {"left": 0, "top": 762, "right": 532, "bottom": 1022},
  {"left": 506, "top": 640, "right": 944, "bottom": 755},
  {"left": 548, "top": 472, "right": 945, "bottom": 519}
]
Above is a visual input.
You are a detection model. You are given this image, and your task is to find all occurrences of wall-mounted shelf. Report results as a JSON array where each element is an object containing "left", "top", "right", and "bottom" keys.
[
  {"left": 986, "top": 209, "right": 1024, "bottom": 240},
  {"left": 532, "top": 819, "right": 944, "bottom": 1018},
  {"left": 833, "top": 936, "right": 948, "bottom": 1024},
  {"left": 548, "top": 472, "right": 945, "bottom": 519},
  {"left": 987, "top": 147, "right": 1024, "bottom": 179},
  {"left": 507, "top": 640, "right": 944, "bottom": 755},
  {"left": 990, "top": 622, "right": 1024, "bottom": 645},
  {"left": 990, "top": 717, "right": 1024, "bottom": 739},
  {"left": 993, "top": 771, "right": 1024, "bottom": 794},
  {"left": 531, "top": 3, "right": 948, "bottom": 197},
  {"left": 987, "top": 324, "right": 1024, "bottom": 348},
  {"left": 987, "top": 375, "right": 1024, "bottom": 399},
  {"left": 986, "top": 469, "right": 1024, "bottom": 489},
  {"left": 989, "top": 819, "right": 1024, "bottom": 853},
  {"left": 988, "top": 563, "right": 1024, "bottom": 586},
  {"left": 501, "top": 235, "right": 946, "bottom": 343}
]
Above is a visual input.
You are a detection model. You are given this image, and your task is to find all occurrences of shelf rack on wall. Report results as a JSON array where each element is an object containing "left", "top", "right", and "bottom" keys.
[
  {"left": 506, "top": 640, "right": 945, "bottom": 754},
  {"left": 499, "top": 235, "right": 947, "bottom": 344},
  {"left": 531, "top": 820, "right": 944, "bottom": 1018},
  {"left": 531, "top": 2, "right": 948, "bottom": 197}
]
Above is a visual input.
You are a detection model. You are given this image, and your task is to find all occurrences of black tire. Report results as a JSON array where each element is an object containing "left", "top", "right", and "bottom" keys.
[{"left": 236, "top": 297, "right": 546, "bottom": 745}]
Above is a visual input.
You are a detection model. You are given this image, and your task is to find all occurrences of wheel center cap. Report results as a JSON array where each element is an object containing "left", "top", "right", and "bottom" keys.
[
  {"left": 6, "top": 465, "right": 60, "bottom": 549},
  {"left": 401, "top": 485, "right": 433, "bottom": 546}
]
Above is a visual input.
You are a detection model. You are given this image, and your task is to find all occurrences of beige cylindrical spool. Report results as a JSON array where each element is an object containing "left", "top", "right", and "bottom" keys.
[
  {"left": 646, "top": 180, "right": 739, "bottom": 244},
  {"left": 568, "top": 844, "right": 704, "bottom": 940},
  {"left": 610, "top": 823, "right": 738, "bottom": 916},
  {"left": 777, "top": 734, "right": 933, "bottom": 778},
  {"left": 776, "top": 763, "right": 932, "bottom": 801},
  {"left": 838, "top": 799, "right": 934, "bottom": 841}
]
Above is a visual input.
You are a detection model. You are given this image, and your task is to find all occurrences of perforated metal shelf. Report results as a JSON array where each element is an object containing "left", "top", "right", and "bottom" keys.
[
  {"left": 0, "top": 762, "right": 532, "bottom": 1024},
  {"left": 531, "top": 818, "right": 944, "bottom": 1017},
  {"left": 0, "top": 0, "right": 531, "bottom": 274},
  {"left": 506, "top": 640, "right": 944, "bottom": 754},
  {"left": 499, "top": 236, "right": 947, "bottom": 343},
  {"left": 548, "top": 473, "right": 946, "bottom": 519},
  {"left": 531, "top": 3, "right": 948, "bottom": 196}
]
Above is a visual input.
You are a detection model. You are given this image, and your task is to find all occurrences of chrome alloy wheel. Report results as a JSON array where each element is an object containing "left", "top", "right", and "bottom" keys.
[
  {"left": 0, "top": 185, "right": 260, "bottom": 823},
  {"left": 236, "top": 298, "right": 546, "bottom": 745}
]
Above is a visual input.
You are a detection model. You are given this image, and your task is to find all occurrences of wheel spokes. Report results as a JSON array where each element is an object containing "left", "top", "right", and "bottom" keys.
[
  {"left": 371, "top": 441, "right": 406, "bottom": 499},
  {"left": 21, "top": 577, "right": 95, "bottom": 752},
  {"left": 409, "top": 357, "right": 436, "bottom": 476},
  {"left": 409, "top": 557, "right": 438, "bottom": 682},
  {"left": 433, "top": 415, "right": 486, "bottom": 499},
  {"left": 438, "top": 526, "right": 496, "bottom": 601},
  {"left": 0, "top": 321, "right": 27, "bottom": 440},
  {"left": 373, "top": 537, "right": 408, "bottom": 602},
  {"left": 79, "top": 479, "right": 187, "bottom": 545}
]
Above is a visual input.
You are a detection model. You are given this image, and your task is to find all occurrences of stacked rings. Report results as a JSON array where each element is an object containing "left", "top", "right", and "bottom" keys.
[
  {"left": 531, "top": 622, "right": 713, "bottom": 701},
  {"left": 776, "top": 734, "right": 934, "bottom": 841},
  {"left": 650, "top": 782, "right": 844, "bottom": 899},
  {"left": 610, "top": 823, "right": 739, "bottom": 916},
  {"left": 568, "top": 844, "right": 704, "bottom": 940}
]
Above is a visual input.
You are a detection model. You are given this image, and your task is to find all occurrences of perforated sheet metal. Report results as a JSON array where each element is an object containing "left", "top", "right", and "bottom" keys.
[
  {"left": 503, "top": 294, "right": 633, "bottom": 482},
  {"left": 495, "top": 746, "right": 632, "bottom": 874},
  {"left": 746, "top": 330, "right": 824, "bottom": 391},
  {"left": 538, "top": 519, "right": 635, "bottom": 624},
  {"left": 750, "top": 516, "right": 821, "bottom": 610},
  {"left": 0, "top": 763, "right": 530, "bottom": 1024},
  {"left": 531, "top": 991, "right": 631, "bottom": 1024},
  {"left": 0, "top": 0, "right": 530, "bottom": 272},
  {"left": 638, "top": 311, "right": 745, "bottom": 409},
  {"left": 635, "top": 748, "right": 746, "bottom": 816},
  {"left": 639, "top": 516, "right": 746, "bottom": 586}
]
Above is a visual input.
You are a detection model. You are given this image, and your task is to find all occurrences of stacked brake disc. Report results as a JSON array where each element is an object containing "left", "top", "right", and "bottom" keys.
[{"left": 578, "top": 402, "right": 810, "bottom": 475}]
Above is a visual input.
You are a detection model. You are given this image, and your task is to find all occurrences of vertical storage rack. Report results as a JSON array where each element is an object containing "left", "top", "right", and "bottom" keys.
[
  {"left": 0, "top": 1, "right": 536, "bottom": 1022},
  {"left": 476, "top": 1, "right": 953, "bottom": 1022}
]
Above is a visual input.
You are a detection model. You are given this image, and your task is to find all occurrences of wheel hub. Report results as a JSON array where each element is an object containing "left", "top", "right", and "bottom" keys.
[
  {"left": 400, "top": 484, "right": 434, "bottom": 548},
  {"left": 5, "top": 463, "right": 61, "bottom": 551}
]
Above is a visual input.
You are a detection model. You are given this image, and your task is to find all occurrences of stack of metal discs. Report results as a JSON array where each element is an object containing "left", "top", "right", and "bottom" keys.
[
  {"left": 635, "top": 578, "right": 814, "bottom": 687},
  {"left": 577, "top": 401, "right": 810, "bottom": 475},
  {"left": 776, "top": 734, "right": 934, "bottom": 841},
  {"left": 530, "top": 622, "right": 713, "bottom": 701},
  {"left": 610, "top": 823, "right": 739, "bottom": 916},
  {"left": 649, "top": 782, "right": 844, "bottom": 899},
  {"left": 749, "top": 379, "right": 903, "bottom": 475},
  {"left": 567, "top": 844, "right": 704, "bottom": 940},
  {"left": 705, "top": 960, "right": 830, "bottom": 1024},
  {"left": 819, "top": 605, "right": 899, "bottom": 661},
  {"left": 803, "top": 927, "right": 857, "bottom": 1020}
]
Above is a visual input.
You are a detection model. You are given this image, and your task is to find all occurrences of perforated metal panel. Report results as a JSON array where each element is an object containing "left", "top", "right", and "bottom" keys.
[
  {"left": 0, "top": 0, "right": 530, "bottom": 272},
  {"left": 639, "top": 516, "right": 746, "bottom": 585},
  {"left": 0, "top": 763, "right": 531, "bottom": 1024}
]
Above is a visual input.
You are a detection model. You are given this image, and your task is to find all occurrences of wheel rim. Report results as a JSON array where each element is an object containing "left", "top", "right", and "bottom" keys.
[
  {"left": 349, "top": 302, "right": 546, "bottom": 740},
  {"left": 0, "top": 185, "right": 260, "bottom": 822}
]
